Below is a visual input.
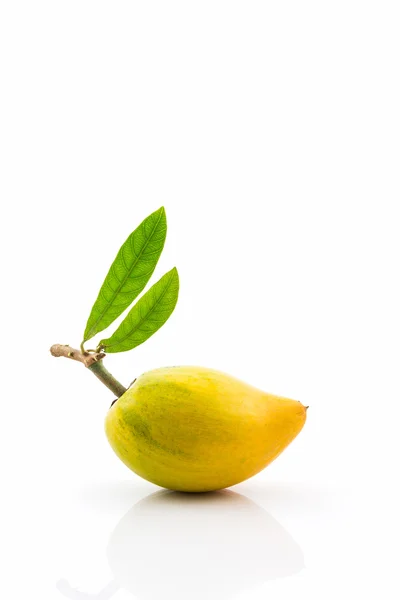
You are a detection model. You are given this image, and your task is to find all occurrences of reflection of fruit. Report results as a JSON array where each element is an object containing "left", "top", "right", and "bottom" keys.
[
  {"left": 107, "top": 490, "right": 304, "bottom": 600},
  {"left": 105, "top": 366, "right": 307, "bottom": 491}
]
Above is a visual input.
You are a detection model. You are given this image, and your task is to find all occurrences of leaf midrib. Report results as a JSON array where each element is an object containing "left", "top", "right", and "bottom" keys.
[
  {"left": 103, "top": 271, "right": 176, "bottom": 349},
  {"left": 86, "top": 211, "right": 164, "bottom": 339}
]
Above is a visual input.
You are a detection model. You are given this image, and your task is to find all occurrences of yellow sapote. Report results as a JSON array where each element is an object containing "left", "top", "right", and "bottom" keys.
[
  {"left": 50, "top": 209, "right": 308, "bottom": 491},
  {"left": 105, "top": 366, "right": 307, "bottom": 492}
]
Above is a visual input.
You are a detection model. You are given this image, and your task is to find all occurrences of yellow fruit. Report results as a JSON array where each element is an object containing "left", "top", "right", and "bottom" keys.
[{"left": 105, "top": 366, "right": 307, "bottom": 492}]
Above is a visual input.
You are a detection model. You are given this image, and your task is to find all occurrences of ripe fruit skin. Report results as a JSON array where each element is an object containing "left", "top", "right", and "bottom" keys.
[{"left": 105, "top": 366, "right": 307, "bottom": 492}]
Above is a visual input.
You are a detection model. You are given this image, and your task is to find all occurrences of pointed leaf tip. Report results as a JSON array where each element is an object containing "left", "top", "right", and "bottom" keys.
[
  {"left": 82, "top": 207, "right": 167, "bottom": 343},
  {"left": 100, "top": 267, "right": 179, "bottom": 353}
]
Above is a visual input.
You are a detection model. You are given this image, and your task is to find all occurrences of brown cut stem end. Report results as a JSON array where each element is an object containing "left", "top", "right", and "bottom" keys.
[
  {"left": 50, "top": 344, "right": 105, "bottom": 367},
  {"left": 50, "top": 343, "right": 127, "bottom": 398}
]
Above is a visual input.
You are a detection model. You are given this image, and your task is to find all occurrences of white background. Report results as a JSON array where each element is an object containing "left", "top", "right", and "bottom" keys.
[{"left": 1, "top": 1, "right": 400, "bottom": 598}]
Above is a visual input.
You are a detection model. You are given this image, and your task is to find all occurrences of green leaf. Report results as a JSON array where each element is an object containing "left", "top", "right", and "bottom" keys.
[
  {"left": 82, "top": 207, "right": 167, "bottom": 343},
  {"left": 99, "top": 267, "right": 179, "bottom": 353}
]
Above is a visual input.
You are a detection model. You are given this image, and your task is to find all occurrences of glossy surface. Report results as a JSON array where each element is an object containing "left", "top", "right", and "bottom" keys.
[
  {"left": 107, "top": 489, "right": 304, "bottom": 599},
  {"left": 3, "top": 1, "right": 400, "bottom": 598},
  {"left": 105, "top": 367, "right": 307, "bottom": 491}
]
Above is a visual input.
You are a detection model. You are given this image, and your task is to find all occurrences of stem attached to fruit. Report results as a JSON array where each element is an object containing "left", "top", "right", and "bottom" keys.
[
  {"left": 50, "top": 344, "right": 127, "bottom": 398},
  {"left": 88, "top": 361, "right": 127, "bottom": 397}
]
